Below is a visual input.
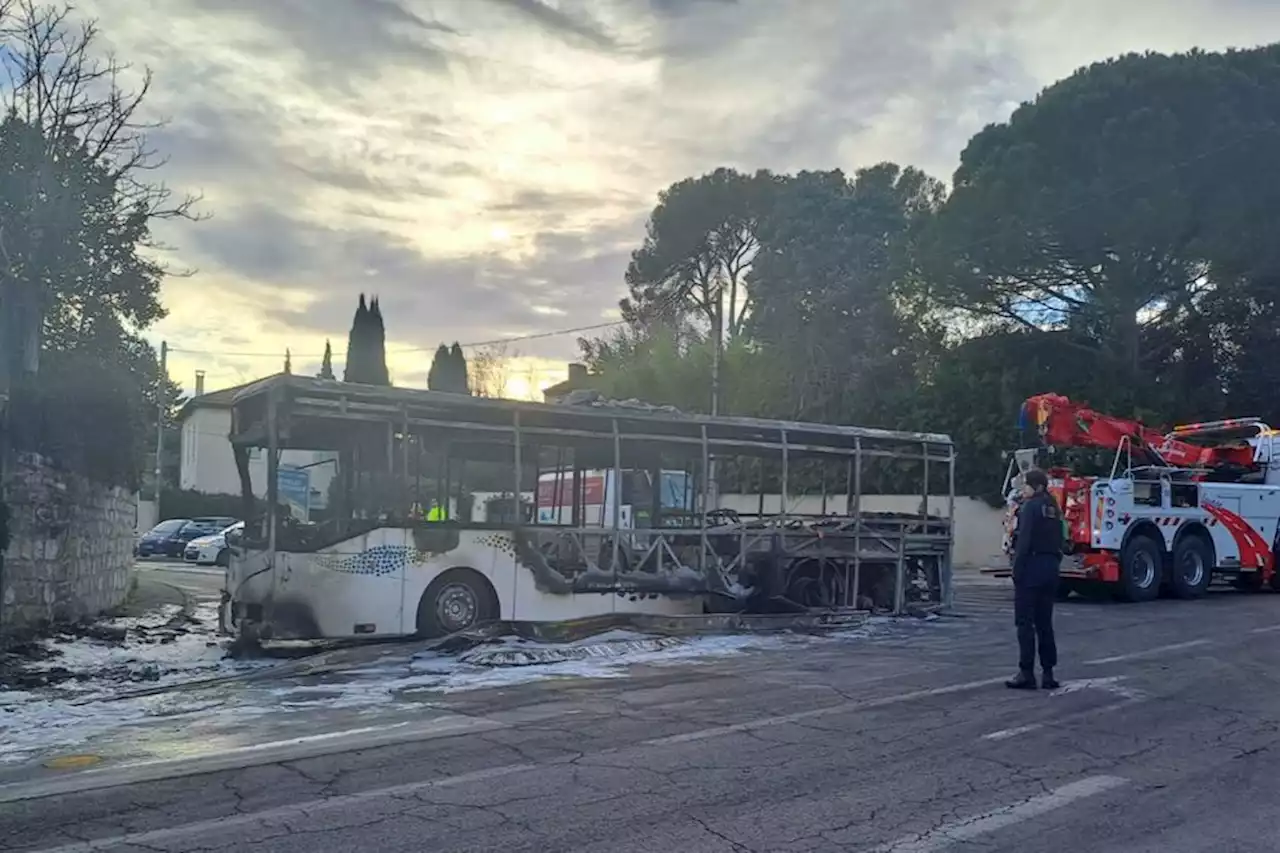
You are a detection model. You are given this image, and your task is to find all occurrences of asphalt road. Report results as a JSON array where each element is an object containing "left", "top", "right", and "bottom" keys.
[
  {"left": 4, "top": 576, "right": 1280, "bottom": 853},
  {"left": 133, "top": 559, "right": 226, "bottom": 602}
]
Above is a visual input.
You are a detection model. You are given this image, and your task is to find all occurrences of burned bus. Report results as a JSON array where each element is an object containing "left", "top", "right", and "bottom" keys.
[{"left": 220, "top": 375, "right": 955, "bottom": 643}]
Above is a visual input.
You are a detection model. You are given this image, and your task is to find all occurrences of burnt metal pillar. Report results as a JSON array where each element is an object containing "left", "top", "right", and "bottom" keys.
[
  {"left": 265, "top": 385, "right": 280, "bottom": 624},
  {"left": 611, "top": 418, "right": 622, "bottom": 577}
]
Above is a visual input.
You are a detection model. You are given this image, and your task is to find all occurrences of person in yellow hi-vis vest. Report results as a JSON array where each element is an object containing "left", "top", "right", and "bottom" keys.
[{"left": 425, "top": 501, "right": 446, "bottom": 522}]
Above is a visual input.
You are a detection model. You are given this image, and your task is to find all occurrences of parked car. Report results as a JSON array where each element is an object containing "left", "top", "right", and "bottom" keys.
[
  {"left": 183, "top": 520, "right": 244, "bottom": 567},
  {"left": 171, "top": 516, "right": 237, "bottom": 552},
  {"left": 136, "top": 518, "right": 191, "bottom": 558}
]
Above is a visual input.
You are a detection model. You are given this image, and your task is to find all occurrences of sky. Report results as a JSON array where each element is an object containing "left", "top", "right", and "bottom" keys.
[{"left": 73, "top": 0, "right": 1280, "bottom": 400}]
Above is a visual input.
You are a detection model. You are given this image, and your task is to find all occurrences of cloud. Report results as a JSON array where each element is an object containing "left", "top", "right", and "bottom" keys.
[
  {"left": 483, "top": 0, "right": 621, "bottom": 50},
  {"left": 65, "top": 0, "right": 1280, "bottom": 397}
]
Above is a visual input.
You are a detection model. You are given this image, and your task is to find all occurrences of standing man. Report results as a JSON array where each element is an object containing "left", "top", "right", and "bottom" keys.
[{"left": 1007, "top": 468, "right": 1063, "bottom": 690}]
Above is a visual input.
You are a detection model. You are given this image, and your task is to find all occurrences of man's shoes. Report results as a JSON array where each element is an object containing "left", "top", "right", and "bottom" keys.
[
  {"left": 1005, "top": 670, "right": 1038, "bottom": 690},
  {"left": 1041, "top": 670, "right": 1060, "bottom": 690}
]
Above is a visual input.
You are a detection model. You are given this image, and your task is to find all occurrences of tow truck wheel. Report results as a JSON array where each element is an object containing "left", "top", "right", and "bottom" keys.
[
  {"left": 1118, "top": 534, "right": 1163, "bottom": 603},
  {"left": 1170, "top": 536, "right": 1213, "bottom": 599}
]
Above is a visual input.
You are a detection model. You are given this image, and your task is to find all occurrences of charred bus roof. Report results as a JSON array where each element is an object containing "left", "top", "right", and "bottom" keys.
[{"left": 228, "top": 374, "right": 953, "bottom": 462}]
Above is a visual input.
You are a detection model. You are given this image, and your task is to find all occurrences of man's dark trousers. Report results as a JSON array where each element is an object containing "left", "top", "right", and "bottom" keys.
[{"left": 1014, "top": 554, "right": 1059, "bottom": 673}]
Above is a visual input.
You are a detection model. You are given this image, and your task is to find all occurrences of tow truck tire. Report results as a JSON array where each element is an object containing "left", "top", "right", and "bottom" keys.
[
  {"left": 416, "top": 568, "right": 497, "bottom": 639},
  {"left": 1118, "top": 535, "right": 1163, "bottom": 603},
  {"left": 1170, "top": 536, "right": 1213, "bottom": 599}
]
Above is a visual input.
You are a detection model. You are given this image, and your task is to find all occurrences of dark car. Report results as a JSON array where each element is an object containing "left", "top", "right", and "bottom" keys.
[
  {"left": 170, "top": 517, "right": 238, "bottom": 556},
  {"left": 136, "top": 518, "right": 191, "bottom": 558}
]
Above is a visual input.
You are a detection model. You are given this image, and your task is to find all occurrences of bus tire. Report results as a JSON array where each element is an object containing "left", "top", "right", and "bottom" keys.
[
  {"left": 1118, "top": 535, "right": 1163, "bottom": 603},
  {"left": 416, "top": 568, "right": 497, "bottom": 639},
  {"left": 1170, "top": 535, "right": 1213, "bottom": 599}
]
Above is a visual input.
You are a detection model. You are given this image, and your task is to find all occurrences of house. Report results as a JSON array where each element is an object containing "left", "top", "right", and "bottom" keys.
[
  {"left": 542, "top": 362, "right": 592, "bottom": 404},
  {"left": 178, "top": 379, "right": 337, "bottom": 512}
]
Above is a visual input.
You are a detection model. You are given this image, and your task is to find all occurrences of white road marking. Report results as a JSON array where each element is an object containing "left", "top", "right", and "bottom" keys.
[
  {"left": 644, "top": 676, "right": 1007, "bottom": 746},
  {"left": 1084, "top": 639, "right": 1212, "bottom": 665},
  {"left": 981, "top": 724, "right": 1043, "bottom": 741},
  {"left": 868, "top": 775, "right": 1128, "bottom": 852},
  {"left": 22, "top": 762, "right": 538, "bottom": 853},
  {"left": 1049, "top": 676, "right": 1146, "bottom": 701},
  {"left": 0, "top": 715, "right": 508, "bottom": 804},
  {"left": 1248, "top": 624, "right": 1280, "bottom": 634},
  {"left": 980, "top": 698, "right": 1144, "bottom": 741}
]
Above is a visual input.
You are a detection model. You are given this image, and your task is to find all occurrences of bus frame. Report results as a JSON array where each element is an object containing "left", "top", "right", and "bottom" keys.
[{"left": 222, "top": 375, "right": 956, "bottom": 643}]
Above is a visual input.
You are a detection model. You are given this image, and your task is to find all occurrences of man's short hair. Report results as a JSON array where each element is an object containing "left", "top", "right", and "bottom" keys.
[{"left": 1024, "top": 468, "right": 1049, "bottom": 491}]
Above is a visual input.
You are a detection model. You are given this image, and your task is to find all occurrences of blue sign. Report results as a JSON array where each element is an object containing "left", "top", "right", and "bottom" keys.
[{"left": 277, "top": 466, "right": 311, "bottom": 522}]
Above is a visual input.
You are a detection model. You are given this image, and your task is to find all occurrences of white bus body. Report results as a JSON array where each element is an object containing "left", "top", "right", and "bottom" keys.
[{"left": 222, "top": 376, "right": 955, "bottom": 642}]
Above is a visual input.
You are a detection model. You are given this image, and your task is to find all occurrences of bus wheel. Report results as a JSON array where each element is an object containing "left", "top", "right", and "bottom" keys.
[
  {"left": 1118, "top": 535, "right": 1163, "bottom": 603},
  {"left": 416, "top": 569, "right": 496, "bottom": 638},
  {"left": 1170, "top": 536, "right": 1213, "bottom": 599}
]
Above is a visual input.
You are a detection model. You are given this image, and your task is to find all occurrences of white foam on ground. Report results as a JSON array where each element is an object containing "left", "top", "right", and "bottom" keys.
[
  {"left": 20, "top": 603, "right": 270, "bottom": 699},
  {"left": 0, "top": 619, "right": 900, "bottom": 766}
]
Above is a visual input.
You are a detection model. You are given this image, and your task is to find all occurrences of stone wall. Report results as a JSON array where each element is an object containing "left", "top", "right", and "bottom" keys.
[{"left": 0, "top": 452, "right": 137, "bottom": 639}]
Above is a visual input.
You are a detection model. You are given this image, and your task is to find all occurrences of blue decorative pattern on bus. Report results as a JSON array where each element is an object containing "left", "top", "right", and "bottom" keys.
[{"left": 314, "top": 545, "right": 417, "bottom": 577}]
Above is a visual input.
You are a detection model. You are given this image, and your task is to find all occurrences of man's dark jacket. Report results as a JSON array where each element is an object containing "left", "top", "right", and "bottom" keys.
[{"left": 1013, "top": 491, "right": 1063, "bottom": 586}]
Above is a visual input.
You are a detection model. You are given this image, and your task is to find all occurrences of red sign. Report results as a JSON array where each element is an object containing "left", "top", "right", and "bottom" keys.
[{"left": 537, "top": 474, "right": 605, "bottom": 508}]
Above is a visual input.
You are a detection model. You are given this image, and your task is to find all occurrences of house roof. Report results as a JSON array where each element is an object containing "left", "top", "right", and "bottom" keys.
[
  {"left": 177, "top": 378, "right": 266, "bottom": 422},
  {"left": 541, "top": 376, "right": 581, "bottom": 397}
]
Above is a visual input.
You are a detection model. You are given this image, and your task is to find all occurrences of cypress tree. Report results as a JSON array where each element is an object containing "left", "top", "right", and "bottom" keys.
[
  {"left": 318, "top": 340, "right": 335, "bottom": 379},
  {"left": 449, "top": 342, "right": 470, "bottom": 394},
  {"left": 428, "top": 344, "right": 450, "bottom": 391},
  {"left": 368, "top": 297, "right": 390, "bottom": 385},
  {"left": 343, "top": 294, "right": 370, "bottom": 382}
]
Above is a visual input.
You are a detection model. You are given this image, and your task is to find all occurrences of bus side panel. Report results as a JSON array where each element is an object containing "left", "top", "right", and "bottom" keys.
[
  {"left": 399, "top": 530, "right": 500, "bottom": 633},
  {"left": 270, "top": 528, "right": 409, "bottom": 639},
  {"left": 502, "top": 548, "right": 703, "bottom": 622}
]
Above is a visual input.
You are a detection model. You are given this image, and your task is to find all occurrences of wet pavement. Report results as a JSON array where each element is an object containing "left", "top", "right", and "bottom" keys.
[{"left": 2, "top": 573, "right": 1280, "bottom": 851}]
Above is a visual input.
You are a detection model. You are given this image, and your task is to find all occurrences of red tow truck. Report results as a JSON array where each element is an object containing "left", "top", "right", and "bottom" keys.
[{"left": 991, "top": 394, "right": 1280, "bottom": 602}]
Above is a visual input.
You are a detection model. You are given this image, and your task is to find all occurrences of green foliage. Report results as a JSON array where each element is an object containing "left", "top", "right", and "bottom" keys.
[
  {"left": 158, "top": 488, "right": 256, "bottom": 522},
  {"left": 623, "top": 167, "right": 776, "bottom": 339},
  {"left": 0, "top": 3, "right": 192, "bottom": 490},
  {"left": 318, "top": 340, "right": 335, "bottom": 379},
  {"left": 586, "top": 44, "right": 1280, "bottom": 501},
  {"left": 10, "top": 346, "right": 150, "bottom": 489},
  {"left": 427, "top": 342, "right": 470, "bottom": 393},
  {"left": 342, "top": 294, "right": 390, "bottom": 385}
]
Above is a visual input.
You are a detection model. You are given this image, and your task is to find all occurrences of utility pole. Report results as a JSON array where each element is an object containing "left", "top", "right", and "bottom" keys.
[{"left": 154, "top": 341, "right": 167, "bottom": 510}]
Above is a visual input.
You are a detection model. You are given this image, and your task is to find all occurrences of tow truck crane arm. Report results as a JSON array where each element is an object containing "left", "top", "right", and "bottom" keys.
[{"left": 1018, "top": 393, "right": 1256, "bottom": 470}]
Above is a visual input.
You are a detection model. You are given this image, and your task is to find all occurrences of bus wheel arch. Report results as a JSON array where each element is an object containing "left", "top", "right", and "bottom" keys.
[
  {"left": 415, "top": 567, "right": 500, "bottom": 639},
  {"left": 1170, "top": 525, "right": 1215, "bottom": 599}
]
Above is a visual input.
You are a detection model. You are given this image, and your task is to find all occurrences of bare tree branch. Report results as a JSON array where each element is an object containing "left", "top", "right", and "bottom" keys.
[{"left": 0, "top": 0, "right": 202, "bottom": 223}]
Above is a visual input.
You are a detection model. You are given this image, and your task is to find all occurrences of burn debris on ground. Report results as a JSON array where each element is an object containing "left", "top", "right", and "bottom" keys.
[{"left": 0, "top": 603, "right": 229, "bottom": 692}]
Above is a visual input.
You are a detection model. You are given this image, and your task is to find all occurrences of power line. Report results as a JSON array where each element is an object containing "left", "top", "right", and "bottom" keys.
[{"left": 166, "top": 320, "right": 624, "bottom": 361}]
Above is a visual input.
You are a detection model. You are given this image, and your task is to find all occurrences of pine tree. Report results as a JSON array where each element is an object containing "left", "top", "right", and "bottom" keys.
[
  {"left": 318, "top": 340, "right": 335, "bottom": 379},
  {"left": 284, "top": 349, "right": 292, "bottom": 374},
  {"left": 343, "top": 294, "right": 369, "bottom": 382}
]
